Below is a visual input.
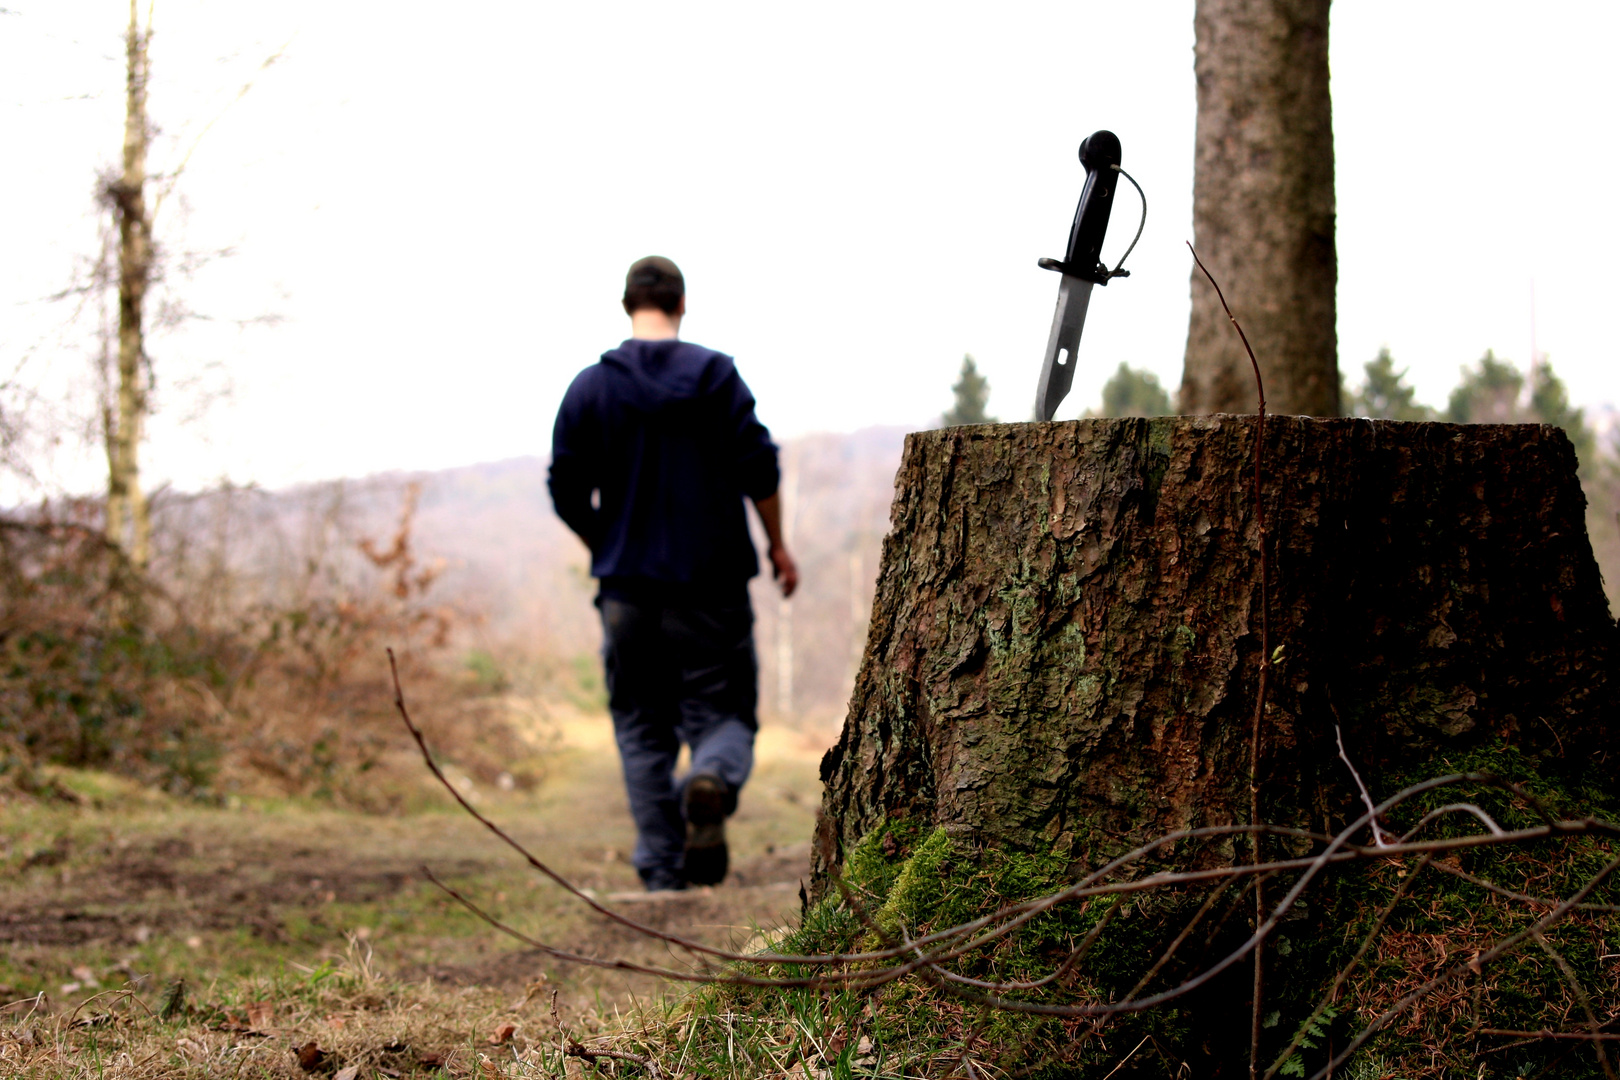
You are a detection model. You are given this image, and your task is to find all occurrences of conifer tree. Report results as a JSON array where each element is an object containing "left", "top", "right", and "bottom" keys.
[
  {"left": 942, "top": 354, "right": 995, "bottom": 427},
  {"left": 1096, "top": 363, "right": 1174, "bottom": 418},
  {"left": 1447, "top": 350, "right": 1525, "bottom": 425},
  {"left": 1446, "top": 351, "right": 1593, "bottom": 470},
  {"left": 1528, "top": 360, "right": 1594, "bottom": 467},
  {"left": 1349, "top": 348, "right": 1432, "bottom": 421}
]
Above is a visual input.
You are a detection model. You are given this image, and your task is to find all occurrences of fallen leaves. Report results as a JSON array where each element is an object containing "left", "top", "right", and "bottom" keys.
[
  {"left": 243, "top": 999, "right": 275, "bottom": 1031},
  {"left": 489, "top": 1021, "right": 516, "bottom": 1045},
  {"left": 294, "top": 1040, "right": 328, "bottom": 1072},
  {"left": 215, "top": 998, "right": 279, "bottom": 1036}
]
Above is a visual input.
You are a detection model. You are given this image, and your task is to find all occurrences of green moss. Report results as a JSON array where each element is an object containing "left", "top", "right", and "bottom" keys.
[
  {"left": 1168, "top": 623, "right": 1197, "bottom": 663},
  {"left": 710, "top": 740, "right": 1620, "bottom": 1078},
  {"left": 698, "top": 821, "right": 1215, "bottom": 1078},
  {"left": 872, "top": 826, "right": 953, "bottom": 934},
  {"left": 1140, "top": 419, "right": 1174, "bottom": 518},
  {"left": 843, "top": 815, "right": 929, "bottom": 901}
]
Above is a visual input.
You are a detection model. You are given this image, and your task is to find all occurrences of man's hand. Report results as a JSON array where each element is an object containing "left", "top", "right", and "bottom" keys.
[
  {"left": 769, "top": 543, "right": 799, "bottom": 598},
  {"left": 752, "top": 492, "right": 799, "bottom": 598}
]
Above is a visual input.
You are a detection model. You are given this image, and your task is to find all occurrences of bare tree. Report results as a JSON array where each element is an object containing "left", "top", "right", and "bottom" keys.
[
  {"left": 1179, "top": 0, "right": 1338, "bottom": 417},
  {"left": 88, "top": 5, "right": 287, "bottom": 571},
  {"left": 104, "top": 0, "right": 154, "bottom": 569}
]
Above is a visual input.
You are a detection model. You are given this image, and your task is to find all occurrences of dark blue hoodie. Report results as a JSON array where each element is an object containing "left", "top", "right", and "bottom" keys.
[{"left": 548, "top": 339, "right": 780, "bottom": 597}]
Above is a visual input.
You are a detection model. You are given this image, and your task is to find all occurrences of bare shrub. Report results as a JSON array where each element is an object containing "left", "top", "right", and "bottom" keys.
[{"left": 1, "top": 481, "right": 549, "bottom": 807}]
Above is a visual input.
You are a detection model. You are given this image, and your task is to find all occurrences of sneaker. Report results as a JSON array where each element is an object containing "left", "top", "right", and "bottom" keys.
[
  {"left": 682, "top": 773, "right": 729, "bottom": 886},
  {"left": 640, "top": 870, "right": 687, "bottom": 893}
]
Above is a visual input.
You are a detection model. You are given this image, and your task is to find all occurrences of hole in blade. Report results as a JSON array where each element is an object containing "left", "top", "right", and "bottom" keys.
[{"left": 1057, "top": 348, "right": 1069, "bottom": 367}]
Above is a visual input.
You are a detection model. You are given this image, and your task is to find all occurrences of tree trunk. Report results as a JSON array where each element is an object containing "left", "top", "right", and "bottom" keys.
[
  {"left": 1179, "top": 0, "right": 1337, "bottom": 417},
  {"left": 107, "top": 0, "right": 152, "bottom": 571},
  {"left": 814, "top": 418, "right": 1615, "bottom": 882}
]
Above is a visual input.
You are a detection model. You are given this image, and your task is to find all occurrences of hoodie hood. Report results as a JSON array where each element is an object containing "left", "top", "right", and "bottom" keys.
[{"left": 598, "top": 338, "right": 735, "bottom": 414}]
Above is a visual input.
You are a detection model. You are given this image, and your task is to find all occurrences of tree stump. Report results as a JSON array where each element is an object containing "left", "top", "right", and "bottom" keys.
[
  {"left": 798, "top": 416, "right": 1620, "bottom": 1071},
  {"left": 815, "top": 416, "right": 1616, "bottom": 882}
]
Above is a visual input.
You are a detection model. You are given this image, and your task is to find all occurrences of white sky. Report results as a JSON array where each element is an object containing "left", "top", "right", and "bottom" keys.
[{"left": 4, "top": 2, "right": 1618, "bottom": 493}]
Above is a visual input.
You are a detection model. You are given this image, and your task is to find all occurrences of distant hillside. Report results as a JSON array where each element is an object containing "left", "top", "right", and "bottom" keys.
[{"left": 148, "top": 428, "right": 912, "bottom": 727}]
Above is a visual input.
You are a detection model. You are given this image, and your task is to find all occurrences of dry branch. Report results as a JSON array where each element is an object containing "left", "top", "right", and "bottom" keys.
[{"left": 390, "top": 649, "right": 1620, "bottom": 1078}]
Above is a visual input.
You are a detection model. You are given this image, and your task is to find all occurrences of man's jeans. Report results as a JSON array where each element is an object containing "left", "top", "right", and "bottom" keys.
[{"left": 599, "top": 595, "right": 757, "bottom": 888}]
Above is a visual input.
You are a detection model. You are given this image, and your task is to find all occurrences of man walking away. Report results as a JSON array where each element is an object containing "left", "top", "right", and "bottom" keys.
[{"left": 548, "top": 256, "right": 798, "bottom": 892}]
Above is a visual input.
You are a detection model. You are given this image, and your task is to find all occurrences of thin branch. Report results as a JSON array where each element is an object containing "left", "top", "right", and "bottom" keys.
[
  {"left": 1428, "top": 858, "right": 1620, "bottom": 913},
  {"left": 1262, "top": 855, "right": 1431, "bottom": 1080},
  {"left": 1335, "top": 723, "right": 1391, "bottom": 846},
  {"left": 1480, "top": 1030, "right": 1620, "bottom": 1042},
  {"left": 1308, "top": 855, "right": 1620, "bottom": 1080},
  {"left": 390, "top": 649, "right": 944, "bottom": 968},
  {"left": 1118, "top": 876, "right": 1236, "bottom": 999},
  {"left": 393, "top": 652, "right": 1620, "bottom": 1070},
  {"left": 400, "top": 661, "right": 1620, "bottom": 990},
  {"left": 551, "top": 987, "right": 662, "bottom": 1078},
  {"left": 917, "top": 895, "right": 1123, "bottom": 992},
  {"left": 1400, "top": 803, "right": 1507, "bottom": 840},
  {"left": 1187, "top": 239, "right": 1270, "bottom": 1080},
  {"left": 1531, "top": 930, "right": 1618, "bottom": 1080},
  {"left": 149, "top": 37, "right": 296, "bottom": 221}
]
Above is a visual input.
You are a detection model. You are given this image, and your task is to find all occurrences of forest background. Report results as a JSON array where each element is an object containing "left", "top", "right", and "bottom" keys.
[{"left": 4, "top": 0, "right": 1620, "bottom": 817}]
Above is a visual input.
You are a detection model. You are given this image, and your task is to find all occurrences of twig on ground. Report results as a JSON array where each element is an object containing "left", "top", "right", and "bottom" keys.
[
  {"left": 1262, "top": 854, "right": 1431, "bottom": 1080},
  {"left": 551, "top": 987, "right": 661, "bottom": 1078},
  {"left": 1428, "top": 859, "right": 1620, "bottom": 913},
  {"left": 1100, "top": 1036, "right": 1152, "bottom": 1080},
  {"left": 1480, "top": 1030, "right": 1620, "bottom": 1042}
]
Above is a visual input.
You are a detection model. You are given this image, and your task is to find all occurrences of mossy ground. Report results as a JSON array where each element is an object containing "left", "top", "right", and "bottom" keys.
[
  {"left": 1288, "top": 742, "right": 1620, "bottom": 1080},
  {"left": 675, "top": 815, "right": 1215, "bottom": 1079},
  {"left": 652, "top": 742, "right": 1619, "bottom": 1080}
]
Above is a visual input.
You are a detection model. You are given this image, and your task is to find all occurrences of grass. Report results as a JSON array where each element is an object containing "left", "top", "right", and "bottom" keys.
[
  {"left": 0, "top": 710, "right": 828, "bottom": 1078},
  {"left": 7, "top": 706, "right": 1616, "bottom": 1080}
]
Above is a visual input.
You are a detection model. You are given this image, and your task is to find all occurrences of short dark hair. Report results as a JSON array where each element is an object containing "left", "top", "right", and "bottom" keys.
[{"left": 622, "top": 256, "right": 685, "bottom": 315}]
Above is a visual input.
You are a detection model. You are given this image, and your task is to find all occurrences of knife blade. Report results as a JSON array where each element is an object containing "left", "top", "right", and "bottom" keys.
[
  {"left": 1033, "top": 130, "right": 1123, "bottom": 422},
  {"left": 1034, "top": 275, "right": 1093, "bottom": 424}
]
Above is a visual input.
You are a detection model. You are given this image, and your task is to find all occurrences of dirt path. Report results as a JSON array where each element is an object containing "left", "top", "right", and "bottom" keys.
[{"left": 0, "top": 718, "right": 829, "bottom": 1015}]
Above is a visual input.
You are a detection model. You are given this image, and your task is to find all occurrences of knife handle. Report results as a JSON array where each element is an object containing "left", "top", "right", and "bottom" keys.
[{"left": 1039, "top": 130, "right": 1122, "bottom": 286}]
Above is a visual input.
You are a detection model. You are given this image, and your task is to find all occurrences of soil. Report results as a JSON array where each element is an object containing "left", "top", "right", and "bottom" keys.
[
  {"left": 0, "top": 720, "right": 827, "bottom": 1008},
  {"left": 0, "top": 832, "right": 481, "bottom": 951}
]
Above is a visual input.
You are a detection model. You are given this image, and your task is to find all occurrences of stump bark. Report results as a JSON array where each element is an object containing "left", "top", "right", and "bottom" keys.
[{"left": 813, "top": 417, "right": 1619, "bottom": 887}]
